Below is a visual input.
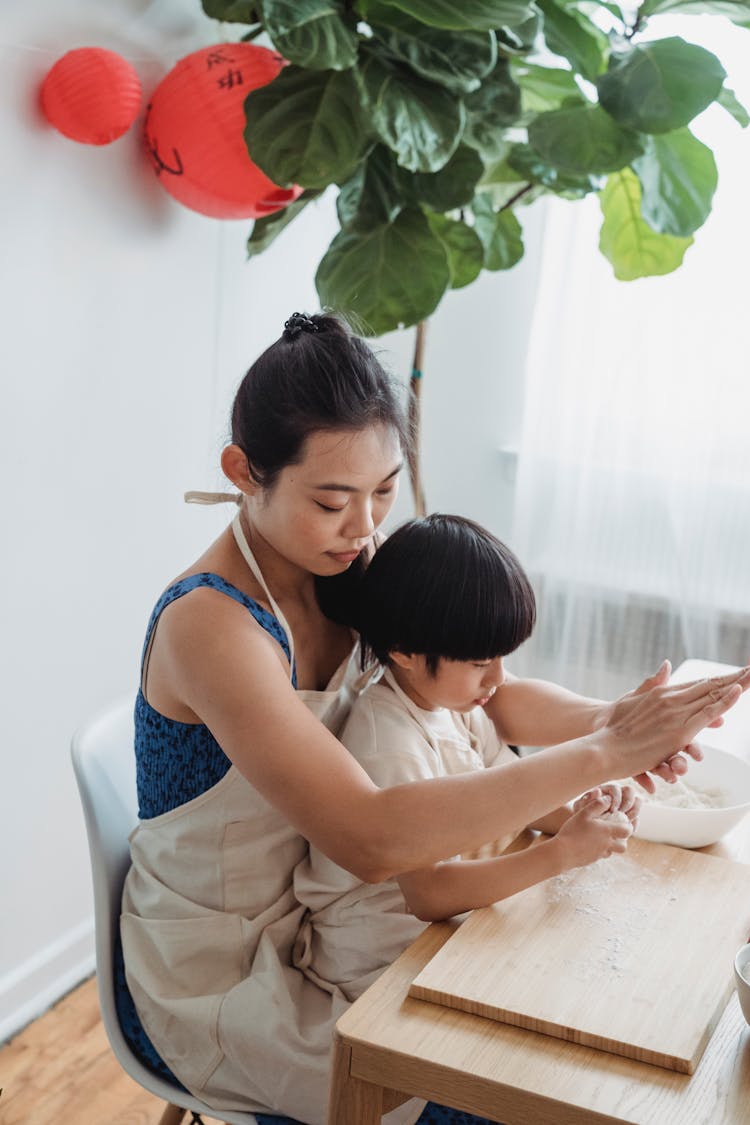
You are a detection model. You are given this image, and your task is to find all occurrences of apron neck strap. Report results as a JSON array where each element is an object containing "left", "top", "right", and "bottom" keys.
[
  {"left": 381, "top": 667, "right": 445, "bottom": 756},
  {"left": 230, "top": 512, "right": 296, "bottom": 681}
]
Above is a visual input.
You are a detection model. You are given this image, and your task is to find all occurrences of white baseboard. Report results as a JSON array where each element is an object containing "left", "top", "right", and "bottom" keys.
[{"left": 0, "top": 916, "right": 95, "bottom": 1044}]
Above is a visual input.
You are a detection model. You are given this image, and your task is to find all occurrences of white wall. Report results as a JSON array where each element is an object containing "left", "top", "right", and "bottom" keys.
[{"left": 0, "top": 0, "right": 544, "bottom": 1041}]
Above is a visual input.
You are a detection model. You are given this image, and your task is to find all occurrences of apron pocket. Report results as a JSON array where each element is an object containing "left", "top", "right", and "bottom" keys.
[{"left": 121, "top": 910, "right": 245, "bottom": 1091}]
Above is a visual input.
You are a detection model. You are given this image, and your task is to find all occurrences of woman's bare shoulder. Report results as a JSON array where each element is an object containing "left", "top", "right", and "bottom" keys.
[
  {"left": 142, "top": 580, "right": 290, "bottom": 721},
  {"left": 158, "top": 582, "right": 289, "bottom": 674}
]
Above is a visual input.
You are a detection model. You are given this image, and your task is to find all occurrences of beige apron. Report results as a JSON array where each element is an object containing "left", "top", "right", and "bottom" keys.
[{"left": 121, "top": 514, "right": 423, "bottom": 1124}]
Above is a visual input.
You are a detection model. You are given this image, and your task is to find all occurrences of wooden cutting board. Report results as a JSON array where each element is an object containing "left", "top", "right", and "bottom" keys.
[{"left": 409, "top": 837, "right": 750, "bottom": 1073}]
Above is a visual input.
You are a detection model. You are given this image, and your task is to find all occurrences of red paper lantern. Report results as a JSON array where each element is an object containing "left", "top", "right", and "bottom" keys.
[
  {"left": 41, "top": 47, "right": 142, "bottom": 145},
  {"left": 144, "top": 43, "right": 301, "bottom": 220}
]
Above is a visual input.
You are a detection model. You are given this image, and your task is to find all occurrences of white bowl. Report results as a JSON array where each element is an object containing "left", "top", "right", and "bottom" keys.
[
  {"left": 634, "top": 744, "right": 750, "bottom": 849},
  {"left": 735, "top": 944, "right": 750, "bottom": 1026}
]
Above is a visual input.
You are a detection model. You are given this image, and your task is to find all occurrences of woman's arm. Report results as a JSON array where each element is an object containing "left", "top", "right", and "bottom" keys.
[
  {"left": 528, "top": 805, "right": 571, "bottom": 835},
  {"left": 157, "top": 591, "right": 750, "bottom": 884},
  {"left": 398, "top": 794, "right": 631, "bottom": 921}
]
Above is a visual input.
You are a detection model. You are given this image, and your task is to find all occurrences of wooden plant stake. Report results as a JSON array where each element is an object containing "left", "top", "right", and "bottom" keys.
[{"left": 407, "top": 320, "right": 427, "bottom": 517}]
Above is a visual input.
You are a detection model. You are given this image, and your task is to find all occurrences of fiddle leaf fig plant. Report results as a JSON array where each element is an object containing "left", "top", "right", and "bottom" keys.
[{"left": 199, "top": 0, "right": 749, "bottom": 336}]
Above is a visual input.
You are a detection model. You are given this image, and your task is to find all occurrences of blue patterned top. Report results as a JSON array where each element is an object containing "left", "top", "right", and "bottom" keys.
[{"left": 135, "top": 572, "right": 295, "bottom": 819}]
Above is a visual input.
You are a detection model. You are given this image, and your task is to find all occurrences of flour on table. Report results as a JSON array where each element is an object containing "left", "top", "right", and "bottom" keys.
[{"left": 546, "top": 853, "right": 662, "bottom": 981}]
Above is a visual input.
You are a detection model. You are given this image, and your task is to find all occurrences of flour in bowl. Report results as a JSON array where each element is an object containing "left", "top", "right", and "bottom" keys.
[{"left": 641, "top": 775, "right": 728, "bottom": 810}]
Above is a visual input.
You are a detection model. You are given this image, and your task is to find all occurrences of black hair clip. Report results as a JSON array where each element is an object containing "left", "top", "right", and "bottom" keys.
[{"left": 283, "top": 312, "right": 320, "bottom": 341}]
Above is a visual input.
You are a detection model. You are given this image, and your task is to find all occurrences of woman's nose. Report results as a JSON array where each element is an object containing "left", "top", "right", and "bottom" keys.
[{"left": 343, "top": 501, "right": 375, "bottom": 540}]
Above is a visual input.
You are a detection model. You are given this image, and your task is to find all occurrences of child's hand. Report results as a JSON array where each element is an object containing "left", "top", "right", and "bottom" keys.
[
  {"left": 555, "top": 795, "right": 633, "bottom": 871},
  {"left": 574, "top": 782, "right": 642, "bottom": 830}
]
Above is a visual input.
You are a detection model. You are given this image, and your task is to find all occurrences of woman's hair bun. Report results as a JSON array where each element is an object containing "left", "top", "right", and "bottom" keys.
[{"left": 283, "top": 312, "right": 321, "bottom": 341}]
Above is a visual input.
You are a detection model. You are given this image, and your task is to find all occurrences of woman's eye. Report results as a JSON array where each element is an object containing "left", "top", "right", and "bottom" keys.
[
  {"left": 376, "top": 487, "right": 394, "bottom": 498},
  {"left": 315, "top": 501, "right": 345, "bottom": 513}
]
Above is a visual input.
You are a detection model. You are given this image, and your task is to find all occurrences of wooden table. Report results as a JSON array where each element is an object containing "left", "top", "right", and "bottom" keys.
[{"left": 328, "top": 660, "right": 750, "bottom": 1125}]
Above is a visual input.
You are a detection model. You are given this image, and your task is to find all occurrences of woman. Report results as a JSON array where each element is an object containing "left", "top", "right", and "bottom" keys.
[{"left": 119, "top": 312, "right": 748, "bottom": 1125}]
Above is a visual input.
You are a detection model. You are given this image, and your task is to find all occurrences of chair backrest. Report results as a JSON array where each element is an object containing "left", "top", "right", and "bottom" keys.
[
  {"left": 71, "top": 700, "right": 260, "bottom": 1125},
  {"left": 70, "top": 699, "right": 141, "bottom": 1058}
]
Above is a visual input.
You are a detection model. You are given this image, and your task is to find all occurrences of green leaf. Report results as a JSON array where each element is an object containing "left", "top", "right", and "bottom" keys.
[
  {"left": 426, "top": 214, "right": 485, "bottom": 288},
  {"left": 471, "top": 195, "right": 525, "bottom": 270},
  {"left": 718, "top": 85, "right": 750, "bottom": 127},
  {"left": 510, "top": 62, "right": 585, "bottom": 114},
  {"left": 508, "top": 143, "right": 603, "bottom": 196},
  {"left": 202, "top": 0, "right": 260, "bottom": 21},
  {"left": 586, "top": 0, "right": 629, "bottom": 18},
  {"left": 496, "top": 10, "right": 543, "bottom": 55},
  {"left": 261, "top": 0, "right": 359, "bottom": 70},
  {"left": 477, "top": 159, "right": 545, "bottom": 207},
  {"left": 632, "top": 128, "right": 717, "bottom": 237},
  {"left": 336, "top": 146, "right": 403, "bottom": 231},
  {"left": 537, "top": 0, "right": 610, "bottom": 82},
  {"left": 640, "top": 0, "right": 750, "bottom": 20},
  {"left": 315, "top": 207, "right": 451, "bottom": 334},
  {"left": 244, "top": 67, "right": 371, "bottom": 189},
  {"left": 355, "top": 48, "right": 465, "bottom": 172},
  {"left": 599, "top": 168, "right": 693, "bottom": 280},
  {"left": 247, "top": 189, "right": 322, "bottom": 256},
  {"left": 401, "top": 145, "right": 485, "bottom": 210},
  {"left": 365, "top": 6, "right": 496, "bottom": 94},
  {"left": 463, "top": 61, "right": 522, "bottom": 160},
  {"left": 597, "top": 38, "right": 726, "bottom": 135},
  {"left": 528, "top": 104, "right": 644, "bottom": 174},
  {"left": 482, "top": 182, "right": 546, "bottom": 209},
  {"left": 357, "top": 0, "right": 534, "bottom": 31}
]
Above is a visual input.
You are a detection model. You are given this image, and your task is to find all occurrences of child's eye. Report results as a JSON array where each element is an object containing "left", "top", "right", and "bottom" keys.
[{"left": 315, "top": 500, "right": 345, "bottom": 513}]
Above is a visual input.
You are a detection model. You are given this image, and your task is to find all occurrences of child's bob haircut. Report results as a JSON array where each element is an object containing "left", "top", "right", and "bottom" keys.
[{"left": 359, "top": 514, "right": 536, "bottom": 673}]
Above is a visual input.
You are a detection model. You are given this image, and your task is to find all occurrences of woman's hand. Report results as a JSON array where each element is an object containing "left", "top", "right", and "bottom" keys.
[
  {"left": 598, "top": 660, "right": 750, "bottom": 793},
  {"left": 554, "top": 795, "right": 632, "bottom": 870}
]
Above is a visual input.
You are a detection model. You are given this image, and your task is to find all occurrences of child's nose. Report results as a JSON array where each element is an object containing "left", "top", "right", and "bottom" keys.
[{"left": 483, "top": 659, "right": 505, "bottom": 688}]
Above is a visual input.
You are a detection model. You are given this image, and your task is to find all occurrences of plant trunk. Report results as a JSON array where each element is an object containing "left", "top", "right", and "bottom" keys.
[{"left": 407, "top": 320, "right": 427, "bottom": 517}]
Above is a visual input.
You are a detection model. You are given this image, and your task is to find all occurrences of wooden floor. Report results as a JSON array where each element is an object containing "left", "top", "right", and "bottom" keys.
[{"left": 0, "top": 976, "right": 225, "bottom": 1125}]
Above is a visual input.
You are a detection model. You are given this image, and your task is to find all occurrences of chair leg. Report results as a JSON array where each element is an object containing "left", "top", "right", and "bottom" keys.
[{"left": 158, "top": 1104, "right": 187, "bottom": 1125}]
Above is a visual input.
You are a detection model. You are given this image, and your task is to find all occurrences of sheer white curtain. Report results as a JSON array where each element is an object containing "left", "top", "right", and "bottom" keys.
[{"left": 509, "top": 17, "right": 750, "bottom": 699}]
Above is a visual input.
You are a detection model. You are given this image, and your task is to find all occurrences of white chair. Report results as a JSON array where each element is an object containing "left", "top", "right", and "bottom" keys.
[{"left": 71, "top": 698, "right": 260, "bottom": 1125}]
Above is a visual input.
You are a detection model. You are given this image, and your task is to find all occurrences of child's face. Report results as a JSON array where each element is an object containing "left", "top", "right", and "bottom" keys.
[{"left": 391, "top": 654, "right": 506, "bottom": 713}]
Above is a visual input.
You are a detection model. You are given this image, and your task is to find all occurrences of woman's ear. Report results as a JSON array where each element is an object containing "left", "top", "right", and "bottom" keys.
[{"left": 221, "top": 444, "right": 259, "bottom": 496}]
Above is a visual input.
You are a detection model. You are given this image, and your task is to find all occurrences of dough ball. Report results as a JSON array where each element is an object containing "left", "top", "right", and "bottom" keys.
[{"left": 599, "top": 808, "right": 633, "bottom": 835}]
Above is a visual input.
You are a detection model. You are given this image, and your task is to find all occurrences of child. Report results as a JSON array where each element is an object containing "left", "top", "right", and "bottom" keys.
[{"left": 293, "top": 513, "right": 639, "bottom": 1002}]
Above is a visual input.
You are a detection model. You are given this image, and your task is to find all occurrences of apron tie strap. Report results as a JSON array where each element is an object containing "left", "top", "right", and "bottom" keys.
[{"left": 184, "top": 490, "right": 243, "bottom": 506}]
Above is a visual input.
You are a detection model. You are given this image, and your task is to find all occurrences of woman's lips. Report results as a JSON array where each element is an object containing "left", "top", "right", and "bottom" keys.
[{"left": 328, "top": 549, "right": 361, "bottom": 563}]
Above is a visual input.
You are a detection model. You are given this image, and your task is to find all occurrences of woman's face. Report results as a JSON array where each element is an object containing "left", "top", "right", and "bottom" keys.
[{"left": 250, "top": 424, "right": 403, "bottom": 576}]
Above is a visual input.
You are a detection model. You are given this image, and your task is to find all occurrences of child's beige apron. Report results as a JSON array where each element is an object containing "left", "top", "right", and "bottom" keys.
[{"left": 121, "top": 513, "right": 424, "bottom": 1124}]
